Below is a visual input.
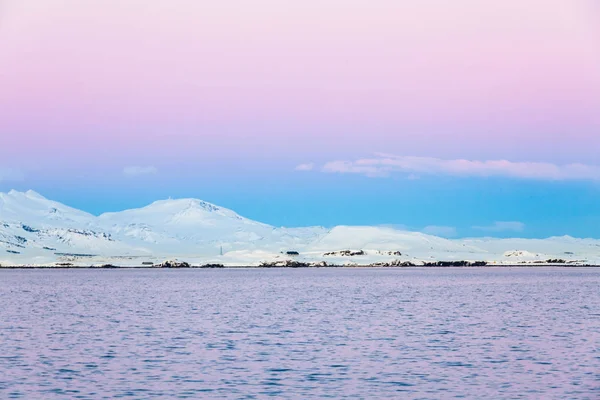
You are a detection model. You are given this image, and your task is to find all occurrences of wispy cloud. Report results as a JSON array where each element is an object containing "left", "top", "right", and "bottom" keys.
[
  {"left": 422, "top": 225, "right": 458, "bottom": 237},
  {"left": 321, "top": 154, "right": 600, "bottom": 181},
  {"left": 473, "top": 221, "right": 525, "bottom": 232},
  {"left": 0, "top": 168, "right": 24, "bottom": 182},
  {"left": 123, "top": 166, "right": 158, "bottom": 177},
  {"left": 295, "top": 163, "right": 315, "bottom": 171},
  {"left": 322, "top": 161, "right": 387, "bottom": 177}
]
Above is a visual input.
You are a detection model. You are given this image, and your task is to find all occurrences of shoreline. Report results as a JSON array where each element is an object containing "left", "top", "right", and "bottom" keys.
[{"left": 1, "top": 264, "right": 599, "bottom": 269}]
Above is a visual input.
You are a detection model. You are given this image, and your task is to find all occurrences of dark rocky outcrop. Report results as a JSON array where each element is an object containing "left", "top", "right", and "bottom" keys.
[
  {"left": 260, "top": 260, "right": 311, "bottom": 268},
  {"left": 367, "top": 260, "right": 415, "bottom": 267},
  {"left": 200, "top": 263, "right": 225, "bottom": 268},
  {"left": 311, "top": 261, "right": 329, "bottom": 267},
  {"left": 14, "top": 236, "right": 27, "bottom": 244},
  {"left": 469, "top": 261, "right": 488, "bottom": 267},
  {"left": 21, "top": 224, "right": 39, "bottom": 233},
  {"left": 158, "top": 260, "right": 191, "bottom": 268},
  {"left": 0, "top": 240, "right": 25, "bottom": 248},
  {"left": 324, "top": 250, "right": 365, "bottom": 257},
  {"left": 54, "top": 252, "right": 96, "bottom": 257},
  {"left": 379, "top": 251, "right": 402, "bottom": 256},
  {"left": 422, "top": 261, "right": 488, "bottom": 267},
  {"left": 259, "top": 260, "right": 344, "bottom": 268}
]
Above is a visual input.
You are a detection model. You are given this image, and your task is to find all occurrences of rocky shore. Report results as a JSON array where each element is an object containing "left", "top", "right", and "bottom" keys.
[{"left": 0, "top": 260, "right": 596, "bottom": 269}]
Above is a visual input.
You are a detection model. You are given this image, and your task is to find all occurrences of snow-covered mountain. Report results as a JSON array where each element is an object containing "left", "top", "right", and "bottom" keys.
[
  {"left": 0, "top": 190, "right": 599, "bottom": 266},
  {"left": 0, "top": 190, "right": 96, "bottom": 227},
  {"left": 97, "top": 198, "right": 324, "bottom": 254}
]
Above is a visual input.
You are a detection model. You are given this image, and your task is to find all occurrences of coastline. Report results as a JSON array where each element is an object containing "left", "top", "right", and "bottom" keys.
[{"left": 1, "top": 264, "right": 598, "bottom": 269}]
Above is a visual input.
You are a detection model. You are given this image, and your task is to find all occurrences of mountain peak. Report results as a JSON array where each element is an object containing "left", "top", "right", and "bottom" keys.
[
  {"left": 149, "top": 198, "right": 221, "bottom": 213},
  {"left": 0, "top": 189, "right": 94, "bottom": 226},
  {"left": 4, "top": 189, "right": 46, "bottom": 199},
  {"left": 25, "top": 189, "right": 44, "bottom": 197},
  {"left": 98, "top": 197, "right": 256, "bottom": 228}
]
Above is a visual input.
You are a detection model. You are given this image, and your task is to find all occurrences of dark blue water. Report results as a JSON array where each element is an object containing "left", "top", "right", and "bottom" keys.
[{"left": 1, "top": 267, "right": 599, "bottom": 399}]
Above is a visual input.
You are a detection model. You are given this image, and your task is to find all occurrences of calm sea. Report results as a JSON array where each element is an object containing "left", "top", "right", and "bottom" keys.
[{"left": 1, "top": 267, "right": 599, "bottom": 399}]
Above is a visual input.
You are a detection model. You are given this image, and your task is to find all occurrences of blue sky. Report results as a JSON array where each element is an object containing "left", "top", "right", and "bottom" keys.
[{"left": 4, "top": 166, "right": 600, "bottom": 239}]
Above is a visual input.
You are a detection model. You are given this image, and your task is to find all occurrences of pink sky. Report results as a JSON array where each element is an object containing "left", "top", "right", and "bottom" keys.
[{"left": 1, "top": 0, "right": 599, "bottom": 167}]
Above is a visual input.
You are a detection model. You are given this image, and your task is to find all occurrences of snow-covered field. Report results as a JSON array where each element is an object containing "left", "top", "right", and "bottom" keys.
[{"left": 0, "top": 190, "right": 599, "bottom": 267}]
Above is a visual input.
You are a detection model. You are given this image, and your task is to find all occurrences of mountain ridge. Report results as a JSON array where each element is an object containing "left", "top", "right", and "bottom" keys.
[{"left": 0, "top": 190, "right": 598, "bottom": 266}]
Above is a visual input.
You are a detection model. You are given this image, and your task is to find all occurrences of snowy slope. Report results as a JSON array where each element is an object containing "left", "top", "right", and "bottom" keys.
[
  {"left": 0, "top": 190, "right": 599, "bottom": 266},
  {"left": 98, "top": 198, "right": 328, "bottom": 256},
  {"left": 0, "top": 190, "right": 96, "bottom": 227},
  {"left": 309, "top": 226, "right": 484, "bottom": 253},
  {"left": 463, "top": 236, "right": 600, "bottom": 263},
  {"left": 0, "top": 191, "right": 149, "bottom": 264}
]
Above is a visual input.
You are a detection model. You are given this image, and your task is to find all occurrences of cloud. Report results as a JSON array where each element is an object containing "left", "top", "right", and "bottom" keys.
[
  {"left": 0, "top": 168, "right": 25, "bottom": 182},
  {"left": 473, "top": 221, "right": 525, "bottom": 232},
  {"left": 422, "top": 225, "right": 458, "bottom": 237},
  {"left": 322, "top": 161, "right": 388, "bottom": 177},
  {"left": 295, "top": 163, "right": 315, "bottom": 171},
  {"left": 123, "top": 166, "right": 158, "bottom": 177},
  {"left": 321, "top": 154, "right": 600, "bottom": 181}
]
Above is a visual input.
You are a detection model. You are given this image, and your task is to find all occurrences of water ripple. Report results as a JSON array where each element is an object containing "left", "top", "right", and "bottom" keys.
[{"left": 0, "top": 267, "right": 599, "bottom": 399}]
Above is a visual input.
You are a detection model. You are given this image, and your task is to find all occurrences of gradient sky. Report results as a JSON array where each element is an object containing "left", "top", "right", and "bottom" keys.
[{"left": 1, "top": 1, "right": 600, "bottom": 238}]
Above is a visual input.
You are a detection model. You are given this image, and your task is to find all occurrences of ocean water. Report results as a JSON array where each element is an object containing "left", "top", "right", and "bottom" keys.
[{"left": 0, "top": 267, "right": 599, "bottom": 399}]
